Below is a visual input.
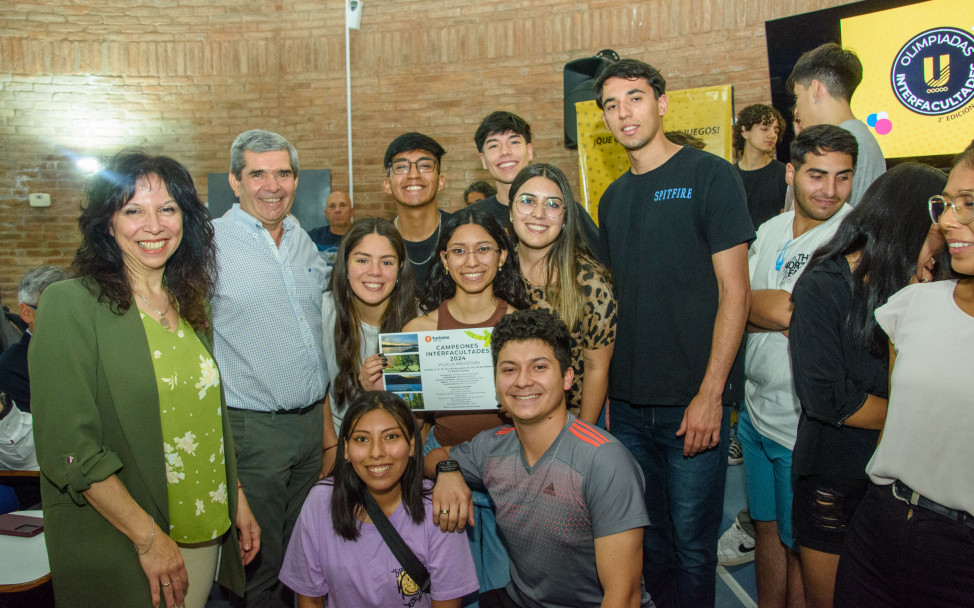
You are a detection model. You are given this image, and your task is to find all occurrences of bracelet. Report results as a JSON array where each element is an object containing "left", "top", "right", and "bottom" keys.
[
  {"left": 323, "top": 444, "right": 337, "bottom": 451},
  {"left": 134, "top": 516, "right": 154, "bottom": 556}
]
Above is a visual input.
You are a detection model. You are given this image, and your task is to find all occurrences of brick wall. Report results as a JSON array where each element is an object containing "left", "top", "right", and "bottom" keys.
[{"left": 0, "top": 0, "right": 856, "bottom": 298}]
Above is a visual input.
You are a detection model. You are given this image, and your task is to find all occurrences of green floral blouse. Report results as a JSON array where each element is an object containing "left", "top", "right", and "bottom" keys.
[{"left": 142, "top": 313, "right": 231, "bottom": 543}]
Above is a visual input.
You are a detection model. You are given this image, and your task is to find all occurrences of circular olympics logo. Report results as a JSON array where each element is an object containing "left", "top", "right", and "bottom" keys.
[{"left": 890, "top": 27, "right": 974, "bottom": 116}]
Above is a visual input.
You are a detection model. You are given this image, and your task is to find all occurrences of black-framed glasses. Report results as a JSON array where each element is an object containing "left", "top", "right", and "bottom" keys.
[
  {"left": 514, "top": 194, "right": 565, "bottom": 218},
  {"left": 929, "top": 191, "right": 974, "bottom": 225},
  {"left": 390, "top": 159, "right": 438, "bottom": 175},
  {"left": 446, "top": 245, "right": 500, "bottom": 262}
]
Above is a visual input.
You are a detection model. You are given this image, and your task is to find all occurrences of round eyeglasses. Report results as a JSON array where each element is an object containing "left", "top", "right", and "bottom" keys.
[
  {"left": 929, "top": 191, "right": 974, "bottom": 225},
  {"left": 514, "top": 194, "right": 565, "bottom": 218}
]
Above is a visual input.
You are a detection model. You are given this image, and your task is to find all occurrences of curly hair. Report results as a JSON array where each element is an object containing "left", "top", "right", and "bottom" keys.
[
  {"left": 72, "top": 149, "right": 215, "bottom": 331},
  {"left": 419, "top": 207, "right": 531, "bottom": 313},
  {"left": 732, "top": 104, "right": 785, "bottom": 154},
  {"left": 328, "top": 218, "right": 418, "bottom": 413},
  {"left": 491, "top": 308, "right": 572, "bottom": 374},
  {"left": 329, "top": 391, "right": 427, "bottom": 541}
]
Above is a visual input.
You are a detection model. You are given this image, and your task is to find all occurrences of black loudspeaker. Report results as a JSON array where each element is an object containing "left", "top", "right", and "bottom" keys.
[{"left": 563, "top": 49, "right": 619, "bottom": 149}]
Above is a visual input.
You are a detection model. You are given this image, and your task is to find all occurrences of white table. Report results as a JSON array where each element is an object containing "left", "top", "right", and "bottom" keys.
[{"left": 0, "top": 509, "right": 50, "bottom": 593}]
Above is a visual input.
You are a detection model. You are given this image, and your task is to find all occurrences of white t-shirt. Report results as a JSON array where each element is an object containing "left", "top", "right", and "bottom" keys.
[
  {"left": 321, "top": 292, "right": 380, "bottom": 434},
  {"left": 744, "top": 205, "right": 851, "bottom": 448},
  {"left": 871, "top": 280, "right": 974, "bottom": 514},
  {"left": 0, "top": 403, "right": 37, "bottom": 470}
]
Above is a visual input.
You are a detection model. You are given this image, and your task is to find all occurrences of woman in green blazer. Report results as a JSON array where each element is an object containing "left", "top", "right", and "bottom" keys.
[{"left": 30, "top": 151, "right": 260, "bottom": 608}]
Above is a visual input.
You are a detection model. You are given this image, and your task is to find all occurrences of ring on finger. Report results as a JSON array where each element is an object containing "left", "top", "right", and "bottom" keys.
[
  {"left": 440, "top": 508, "right": 450, "bottom": 514},
  {"left": 161, "top": 581, "right": 172, "bottom": 587}
]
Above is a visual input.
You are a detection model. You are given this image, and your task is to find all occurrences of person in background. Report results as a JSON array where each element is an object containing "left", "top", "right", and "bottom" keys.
[
  {"left": 281, "top": 391, "right": 478, "bottom": 608},
  {"left": 30, "top": 150, "right": 259, "bottom": 608},
  {"left": 463, "top": 181, "right": 496, "bottom": 206},
  {"left": 322, "top": 218, "right": 418, "bottom": 438},
  {"left": 831, "top": 141, "right": 974, "bottom": 607},
  {"left": 786, "top": 43, "right": 885, "bottom": 208},
  {"left": 507, "top": 163, "right": 615, "bottom": 424},
  {"left": 664, "top": 130, "right": 706, "bottom": 149},
  {"left": 0, "top": 265, "right": 69, "bottom": 412},
  {"left": 733, "top": 104, "right": 787, "bottom": 230},
  {"left": 308, "top": 190, "right": 353, "bottom": 269}
]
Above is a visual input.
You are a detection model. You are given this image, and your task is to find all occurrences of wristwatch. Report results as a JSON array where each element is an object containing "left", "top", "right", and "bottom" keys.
[{"left": 435, "top": 459, "right": 461, "bottom": 481}]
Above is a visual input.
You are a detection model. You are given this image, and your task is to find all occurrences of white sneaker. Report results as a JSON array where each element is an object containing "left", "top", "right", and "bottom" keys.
[
  {"left": 728, "top": 435, "right": 744, "bottom": 465},
  {"left": 717, "top": 520, "right": 755, "bottom": 566}
]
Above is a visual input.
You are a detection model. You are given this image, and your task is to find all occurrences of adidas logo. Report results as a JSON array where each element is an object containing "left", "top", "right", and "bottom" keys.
[{"left": 542, "top": 482, "right": 556, "bottom": 497}]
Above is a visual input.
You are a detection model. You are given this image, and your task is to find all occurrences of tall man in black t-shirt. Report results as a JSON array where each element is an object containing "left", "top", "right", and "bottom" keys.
[
  {"left": 382, "top": 133, "right": 451, "bottom": 295},
  {"left": 595, "top": 58, "right": 755, "bottom": 608},
  {"left": 733, "top": 104, "right": 788, "bottom": 231}
]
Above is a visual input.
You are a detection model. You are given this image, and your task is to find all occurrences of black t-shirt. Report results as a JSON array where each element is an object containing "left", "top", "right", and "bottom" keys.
[
  {"left": 470, "top": 194, "right": 602, "bottom": 259},
  {"left": 405, "top": 209, "right": 452, "bottom": 297},
  {"left": 598, "top": 147, "right": 755, "bottom": 405},
  {"left": 735, "top": 159, "right": 787, "bottom": 231}
]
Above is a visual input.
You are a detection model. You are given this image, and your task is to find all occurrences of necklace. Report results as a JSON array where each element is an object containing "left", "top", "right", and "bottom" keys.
[
  {"left": 395, "top": 215, "right": 441, "bottom": 266},
  {"left": 513, "top": 417, "right": 570, "bottom": 503},
  {"left": 135, "top": 291, "right": 172, "bottom": 329}
]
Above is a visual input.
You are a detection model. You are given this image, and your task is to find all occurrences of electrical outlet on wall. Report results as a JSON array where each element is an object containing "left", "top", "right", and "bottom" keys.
[{"left": 29, "top": 193, "right": 51, "bottom": 207}]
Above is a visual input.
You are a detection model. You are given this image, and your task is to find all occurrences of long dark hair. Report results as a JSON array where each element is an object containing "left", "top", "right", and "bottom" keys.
[
  {"left": 799, "top": 162, "right": 947, "bottom": 357},
  {"left": 329, "top": 218, "right": 417, "bottom": 412},
  {"left": 72, "top": 149, "right": 215, "bottom": 331},
  {"left": 329, "top": 391, "right": 426, "bottom": 541},
  {"left": 508, "top": 163, "right": 606, "bottom": 331},
  {"left": 419, "top": 207, "right": 530, "bottom": 313}
]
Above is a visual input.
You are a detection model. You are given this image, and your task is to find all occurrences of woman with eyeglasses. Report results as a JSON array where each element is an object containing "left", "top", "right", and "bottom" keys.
[
  {"left": 506, "top": 163, "right": 616, "bottom": 424},
  {"left": 402, "top": 207, "right": 530, "bottom": 599},
  {"left": 830, "top": 143, "right": 974, "bottom": 606},
  {"left": 787, "top": 162, "right": 947, "bottom": 608}
]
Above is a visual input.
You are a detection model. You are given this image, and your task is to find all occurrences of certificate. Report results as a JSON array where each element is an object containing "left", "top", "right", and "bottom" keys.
[{"left": 379, "top": 328, "right": 496, "bottom": 411}]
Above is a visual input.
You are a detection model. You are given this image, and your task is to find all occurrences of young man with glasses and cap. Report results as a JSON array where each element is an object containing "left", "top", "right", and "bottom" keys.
[{"left": 383, "top": 132, "right": 452, "bottom": 296}]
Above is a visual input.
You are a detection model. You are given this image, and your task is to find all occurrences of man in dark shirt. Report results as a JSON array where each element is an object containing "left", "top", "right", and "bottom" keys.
[
  {"left": 733, "top": 104, "right": 788, "bottom": 230},
  {"left": 0, "top": 265, "right": 69, "bottom": 412},
  {"left": 383, "top": 133, "right": 451, "bottom": 295},
  {"left": 469, "top": 111, "right": 600, "bottom": 253},
  {"left": 595, "top": 58, "right": 754, "bottom": 608},
  {"left": 307, "top": 190, "right": 353, "bottom": 268}
]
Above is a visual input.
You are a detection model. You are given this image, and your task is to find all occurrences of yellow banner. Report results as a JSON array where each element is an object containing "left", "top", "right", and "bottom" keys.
[
  {"left": 576, "top": 84, "right": 734, "bottom": 223},
  {"left": 842, "top": 0, "right": 974, "bottom": 158}
]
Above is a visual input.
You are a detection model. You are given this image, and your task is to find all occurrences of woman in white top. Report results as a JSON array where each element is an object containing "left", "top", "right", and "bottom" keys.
[
  {"left": 833, "top": 140, "right": 974, "bottom": 607},
  {"left": 322, "top": 218, "right": 417, "bottom": 463}
]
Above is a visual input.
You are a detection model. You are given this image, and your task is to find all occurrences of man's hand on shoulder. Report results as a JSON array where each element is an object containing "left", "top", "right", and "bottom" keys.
[{"left": 424, "top": 448, "right": 475, "bottom": 533}]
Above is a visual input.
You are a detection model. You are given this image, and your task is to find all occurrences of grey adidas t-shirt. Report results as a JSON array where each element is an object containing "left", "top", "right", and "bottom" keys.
[{"left": 451, "top": 415, "right": 653, "bottom": 608}]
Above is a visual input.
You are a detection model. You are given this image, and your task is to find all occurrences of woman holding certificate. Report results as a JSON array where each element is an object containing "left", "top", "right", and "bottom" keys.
[
  {"left": 322, "top": 218, "right": 418, "bottom": 441},
  {"left": 402, "top": 207, "right": 530, "bottom": 597},
  {"left": 507, "top": 163, "right": 616, "bottom": 424}
]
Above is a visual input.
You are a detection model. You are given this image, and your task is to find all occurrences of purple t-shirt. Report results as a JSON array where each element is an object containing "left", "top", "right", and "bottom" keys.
[{"left": 281, "top": 481, "right": 478, "bottom": 607}]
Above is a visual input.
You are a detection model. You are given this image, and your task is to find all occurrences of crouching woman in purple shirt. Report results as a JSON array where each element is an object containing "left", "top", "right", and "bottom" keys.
[{"left": 281, "top": 391, "right": 478, "bottom": 607}]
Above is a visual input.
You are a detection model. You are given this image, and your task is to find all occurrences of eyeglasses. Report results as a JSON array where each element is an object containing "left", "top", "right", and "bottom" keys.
[
  {"left": 446, "top": 245, "right": 500, "bottom": 262},
  {"left": 929, "top": 191, "right": 974, "bottom": 225},
  {"left": 390, "top": 159, "right": 438, "bottom": 175},
  {"left": 514, "top": 194, "right": 565, "bottom": 218}
]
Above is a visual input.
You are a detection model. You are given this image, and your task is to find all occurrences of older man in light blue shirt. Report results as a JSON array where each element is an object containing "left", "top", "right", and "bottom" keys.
[{"left": 211, "top": 129, "right": 333, "bottom": 608}]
